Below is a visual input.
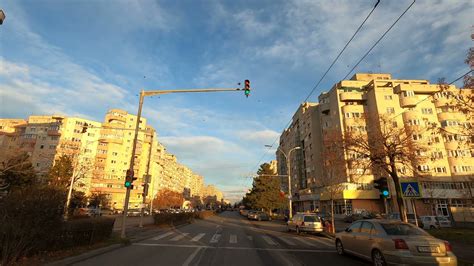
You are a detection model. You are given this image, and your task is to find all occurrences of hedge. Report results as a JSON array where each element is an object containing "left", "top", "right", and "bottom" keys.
[{"left": 0, "top": 187, "right": 115, "bottom": 265}]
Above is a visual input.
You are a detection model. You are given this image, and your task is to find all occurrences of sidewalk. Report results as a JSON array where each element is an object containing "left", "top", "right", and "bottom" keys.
[{"left": 48, "top": 225, "right": 173, "bottom": 266}]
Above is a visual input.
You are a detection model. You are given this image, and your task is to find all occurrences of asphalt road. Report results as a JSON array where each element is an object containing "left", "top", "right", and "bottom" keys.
[{"left": 74, "top": 211, "right": 369, "bottom": 266}]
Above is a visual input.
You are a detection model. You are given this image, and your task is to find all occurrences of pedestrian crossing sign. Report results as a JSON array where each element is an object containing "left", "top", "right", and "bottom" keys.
[{"left": 400, "top": 182, "right": 422, "bottom": 198}]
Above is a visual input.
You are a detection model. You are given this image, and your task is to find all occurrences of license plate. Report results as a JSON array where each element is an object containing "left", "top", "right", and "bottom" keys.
[{"left": 417, "top": 246, "right": 439, "bottom": 253}]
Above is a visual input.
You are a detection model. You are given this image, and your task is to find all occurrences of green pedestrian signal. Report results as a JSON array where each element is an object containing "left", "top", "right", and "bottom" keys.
[{"left": 125, "top": 180, "right": 132, "bottom": 188}]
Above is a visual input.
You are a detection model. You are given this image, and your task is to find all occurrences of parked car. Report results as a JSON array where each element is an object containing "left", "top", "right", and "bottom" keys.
[
  {"left": 73, "top": 207, "right": 96, "bottom": 217},
  {"left": 247, "top": 210, "right": 258, "bottom": 220},
  {"left": 343, "top": 212, "right": 377, "bottom": 223},
  {"left": 335, "top": 219, "right": 457, "bottom": 266},
  {"left": 421, "top": 216, "right": 452, "bottom": 229},
  {"left": 386, "top": 213, "right": 424, "bottom": 228},
  {"left": 254, "top": 211, "right": 271, "bottom": 221},
  {"left": 127, "top": 208, "right": 141, "bottom": 217},
  {"left": 240, "top": 209, "right": 249, "bottom": 216},
  {"left": 287, "top": 213, "right": 324, "bottom": 234}
]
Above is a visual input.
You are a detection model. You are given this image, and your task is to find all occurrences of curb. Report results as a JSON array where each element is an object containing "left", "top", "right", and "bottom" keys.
[{"left": 47, "top": 223, "right": 191, "bottom": 266}]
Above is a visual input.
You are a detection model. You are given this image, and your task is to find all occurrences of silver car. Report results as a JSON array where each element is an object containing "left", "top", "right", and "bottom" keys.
[
  {"left": 287, "top": 213, "right": 324, "bottom": 234},
  {"left": 335, "top": 220, "right": 457, "bottom": 266}
]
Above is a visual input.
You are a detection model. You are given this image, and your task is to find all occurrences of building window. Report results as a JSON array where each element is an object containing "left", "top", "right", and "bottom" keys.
[
  {"left": 386, "top": 107, "right": 395, "bottom": 114},
  {"left": 402, "top": 91, "right": 415, "bottom": 97},
  {"left": 384, "top": 95, "right": 393, "bottom": 100},
  {"left": 412, "top": 134, "right": 422, "bottom": 141},
  {"left": 421, "top": 108, "right": 433, "bottom": 114},
  {"left": 434, "top": 167, "right": 447, "bottom": 173},
  {"left": 417, "top": 165, "right": 430, "bottom": 172}
]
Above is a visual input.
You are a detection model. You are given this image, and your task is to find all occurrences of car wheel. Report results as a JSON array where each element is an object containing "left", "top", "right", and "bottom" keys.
[
  {"left": 372, "top": 249, "right": 387, "bottom": 266},
  {"left": 336, "top": 239, "right": 344, "bottom": 255},
  {"left": 296, "top": 226, "right": 300, "bottom": 234}
]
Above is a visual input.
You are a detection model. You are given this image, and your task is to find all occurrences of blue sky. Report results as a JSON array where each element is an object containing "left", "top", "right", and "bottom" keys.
[{"left": 0, "top": 0, "right": 472, "bottom": 202}]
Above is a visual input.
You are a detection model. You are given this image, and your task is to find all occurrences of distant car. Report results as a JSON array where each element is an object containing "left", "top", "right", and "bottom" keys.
[
  {"left": 386, "top": 213, "right": 424, "bottom": 228},
  {"left": 247, "top": 211, "right": 258, "bottom": 220},
  {"left": 127, "top": 209, "right": 141, "bottom": 217},
  {"left": 287, "top": 213, "right": 324, "bottom": 234},
  {"left": 335, "top": 219, "right": 457, "bottom": 266},
  {"left": 254, "top": 211, "right": 271, "bottom": 221},
  {"left": 240, "top": 209, "right": 249, "bottom": 216},
  {"left": 421, "top": 216, "right": 452, "bottom": 230}
]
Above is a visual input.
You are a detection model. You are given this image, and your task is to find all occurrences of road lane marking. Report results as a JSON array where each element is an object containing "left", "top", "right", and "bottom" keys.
[
  {"left": 134, "top": 243, "right": 335, "bottom": 253},
  {"left": 247, "top": 235, "right": 253, "bottom": 241},
  {"left": 182, "top": 247, "right": 202, "bottom": 266},
  {"left": 171, "top": 233, "right": 189, "bottom": 241},
  {"left": 191, "top": 233, "right": 205, "bottom": 242},
  {"left": 262, "top": 235, "right": 277, "bottom": 245},
  {"left": 210, "top": 233, "right": 221, "bottom": 243},
  {"left": 292, "top": 237, "right": 316, "bottom": 247},
  {"left": 278, "top": 237, "right": 296, "bottom": 246},
  {"left": 307, "top": 237, "right": 333, "bottom": 247},
  {"left": 229, "top": 234, "right": 237, "bottom": 244},
  {"left": 151, "top": 232, "right": 174, "bottom": 240}
]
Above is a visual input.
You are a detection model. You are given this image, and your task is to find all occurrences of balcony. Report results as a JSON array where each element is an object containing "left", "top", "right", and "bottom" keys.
[
  {"left": 106, "top": 114, "right": 126, "bottom": 123},
  {"left": 434, "top": 97, "right": 449, "bottom": 108},
  {"left": 99, "top": 137, "right": 123, "bottom": 144},
  {"left": 339, "top": 92, "right": 366, "bottom": 102},
  {"left": 399, "top": 96, "right": 418, "bottom": 108},
  {"left": 437, "top": 111, "right": 463, "bottom": 122},
  {"left": 401, "top": 110, "right": 418, "bottom": 121},
  {"left": 47, "top": 129, "right": 61, "bottom": 136},
  {"left": 320, "top": 102, "right": 330, "bottom": 114},
  {"left": 96, "top": 153, "right": 107, "bottom": 159}
]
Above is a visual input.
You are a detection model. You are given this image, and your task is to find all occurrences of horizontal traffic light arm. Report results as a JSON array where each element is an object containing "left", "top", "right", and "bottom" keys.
[{"left": 143, "top": 88, "right": 243, "bottom": 97}]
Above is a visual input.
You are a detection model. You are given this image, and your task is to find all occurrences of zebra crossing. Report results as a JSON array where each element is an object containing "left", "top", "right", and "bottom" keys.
[{"left": 147, "top": 231, "right": 333, "bottom": 248}]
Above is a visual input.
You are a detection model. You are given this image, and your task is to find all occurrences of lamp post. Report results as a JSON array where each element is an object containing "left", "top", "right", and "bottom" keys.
[{"left": 265, "top": 145, "right": 301, "bottom": 219}]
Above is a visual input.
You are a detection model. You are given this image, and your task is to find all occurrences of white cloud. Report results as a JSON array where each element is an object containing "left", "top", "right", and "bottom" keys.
[{"left": 236, "top": 129, "right": 280, "bottom": 145}]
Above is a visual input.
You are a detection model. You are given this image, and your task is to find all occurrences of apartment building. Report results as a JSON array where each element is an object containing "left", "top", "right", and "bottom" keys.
[
  {"left": 277, "top": 102, "right": 322, "bottom": 211},
  {"left": 0, "top": 108, "right": 219, "bottom": 210},
  {"left": 278, "top": 73, "right": 473, "bottom": 218}
]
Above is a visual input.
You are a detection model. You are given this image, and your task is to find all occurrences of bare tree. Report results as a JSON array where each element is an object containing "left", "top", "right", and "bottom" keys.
[
  {"left": 343, "top": 115, "right": 430, "bottom": 222},
  {"left": 316, "top": 130, "right": 351, "bottom": 234}
]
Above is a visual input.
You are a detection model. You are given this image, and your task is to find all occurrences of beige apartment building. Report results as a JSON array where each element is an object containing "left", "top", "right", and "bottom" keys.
[
  {"left": 0, "top": 108, "right": 222, "bottom": 210},
  {"left": 278, "top": 73, "right": 473, "bottom": 218}
]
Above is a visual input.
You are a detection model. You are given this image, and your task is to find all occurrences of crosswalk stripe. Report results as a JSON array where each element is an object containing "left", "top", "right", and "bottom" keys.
[
  {"left": 191, "top": 233, "right": 205, "bottom": 242},
  {"left": 262, "top": 235, "right": 277, "bottom": 245},
  {"left": 308, "top": 237, "right": 333, "bottom": 247},
  {"left": 170, "top": 233, "right": 189, "bottom": 241},
  {"left": 151, "top": 232, "right": 174, "bottom": 240},
  {"left": 292, "top": 237, "right": 316, "bottom": 247},
  {"left": 311, "top": 238, "right": 333, "bottom": 247},
  {"left": 210, "top": 233, "right": 221, "bottom": 243},
  {"left": 278, "top": 237, "right": 296, "bottom": 246},
  {"left": 229, "top": 235, "right": 237, "bottom": 244}
]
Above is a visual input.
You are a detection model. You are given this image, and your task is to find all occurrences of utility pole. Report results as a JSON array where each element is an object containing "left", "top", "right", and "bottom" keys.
[
  {"left": 120, "top": 86, "right": 248, "bottom": 238},
  {"left": 139, "top": 130, "right": 154, "bottom": 228}
]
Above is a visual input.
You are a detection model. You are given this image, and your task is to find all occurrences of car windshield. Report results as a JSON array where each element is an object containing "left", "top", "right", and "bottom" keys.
[
  {"left": 304, "top": 216, "right": 320, "bottom": 222},
  {"left": 381, "top": 223, "right": 428, "bottom": 236}
]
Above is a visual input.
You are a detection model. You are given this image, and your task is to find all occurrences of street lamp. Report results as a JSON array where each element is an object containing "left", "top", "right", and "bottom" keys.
[{"left": 265, "top": 145, "right": 301, "bottom": 219}]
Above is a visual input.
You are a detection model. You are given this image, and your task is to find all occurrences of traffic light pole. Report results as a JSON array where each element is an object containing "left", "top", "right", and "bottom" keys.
[
  {"left": 139, "top": 131, "right": 154, "bottom": 228},
  {"left": 120, "top": 87, "right": 245, "bottom": 238}
]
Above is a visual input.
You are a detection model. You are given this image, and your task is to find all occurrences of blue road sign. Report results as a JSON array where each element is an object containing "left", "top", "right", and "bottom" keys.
[{"left": 400, "top": 182, "right": 421, "bottom": 198}]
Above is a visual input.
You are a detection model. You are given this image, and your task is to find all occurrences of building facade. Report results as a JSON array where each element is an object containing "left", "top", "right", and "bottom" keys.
[
  {"left": 0, "top": 108, "right": 224, "bottom": 210},
  {"left": 278, "top": 73, "right": 473, "bottom": 218}
]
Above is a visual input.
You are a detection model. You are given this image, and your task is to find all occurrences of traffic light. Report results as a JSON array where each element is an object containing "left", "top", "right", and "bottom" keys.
[
  {"left": 125, "top": 169, "right": 137, "bottom": 189},
  {"left": 244, "top": 79, "right": 250, "bottom": 98},
  {"left": 374, "top": 177, "right": 389, "bottom": 198},
  {"left": 82, "top": 123, "right": 89, "bottom": 133}
]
